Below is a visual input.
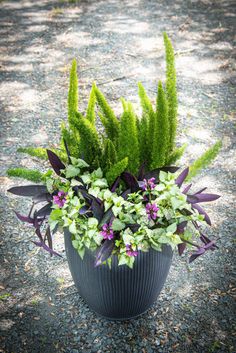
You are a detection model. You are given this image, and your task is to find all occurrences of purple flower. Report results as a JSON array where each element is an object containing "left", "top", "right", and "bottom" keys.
[
  {"left": 53, "top": 191, "right": 67, "bottom": 208},
  {"left": 100, "top": 223, "right": 114, "bottom": 240},
  {"left": 126, "top": 244, "right": 138, "bottom": 257},
  {"left": 146, "top": 203, "right": 159, "bottom": 221},
  {"left": 142, "top": 177, "right": 156, "bottom": 191}
]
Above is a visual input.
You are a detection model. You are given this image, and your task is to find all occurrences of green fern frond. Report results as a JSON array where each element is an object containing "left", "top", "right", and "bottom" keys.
[
  {"left": 138, "top": 82, "right": 156, "bottom": 168},
  {"left": 106, "top": 157, "right": 128, "bottom": 186},
  {"left": 17, "top": 147, "right": 48, "bottom": 160},
  {"left": 117, "top": 103, "right": 140, "bottom": 174},
  {"left": 60, "top": 122, "right": 80, "bottom": 158},
  {"left": 7, "top": 168, "right": 43, "bottom": 182},
  {"left": 94, "top": 85, "right": 120, "bottom": 142},
  {"left": 86, "top": 85, "right": 96, "bottom": 125},
  {"left": 163, "top": 32, "right": 177, "bottom": 152},
  {"left": 151, "top": 81, "right": 169, "bottom": 169},
  {"left": 102, "top": 139, "right": 117, "bottom": 172},
  {"left": 136, "top": 115, "right": 149, "bottom": 165},
  {"left": 72, "top": 112, "right": 102, "bottom": 167},
  {"left": 187, "top": 141, "right": 222, "bottom": 181},
  {"left": 68, "top": 59, "right": 78, "bottom": 127},
  {"left": 166, "top": 144, "right": 187, "bottom": 165}
]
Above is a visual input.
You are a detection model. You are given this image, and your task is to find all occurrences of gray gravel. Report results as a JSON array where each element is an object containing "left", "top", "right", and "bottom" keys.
[{"left": 0, "top": 0, "right": 236, "bottom": 352}]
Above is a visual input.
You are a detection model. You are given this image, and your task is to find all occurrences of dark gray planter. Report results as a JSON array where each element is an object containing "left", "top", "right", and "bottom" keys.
[{"left": 64, "top": 229, "right": 173, "bottom": 320}]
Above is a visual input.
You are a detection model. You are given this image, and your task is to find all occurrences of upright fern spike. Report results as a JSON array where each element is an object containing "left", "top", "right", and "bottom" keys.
[
  {"left": 187, "top": 141, "right": 222, "bottom": 181},
  {"left": 106, "top": 157, "right": 128, "bottom": 186},
  {"left": 72, "top": 112, "right": 102, "bottom": 167},
  {"left": 136, "top": 115, "right": 149, "bottom": 167},
  {"left": 102, "top": 139, "right": 117, "bottom": 173},
  {"left": 86, "top": 85, "right": 96, "bottom": 125},
  {"left": 68, "top": 59, "right": 78, "bottom": 128},
  {"left": 151, "top": 81, "right": 169, "bottom": 169},
  {"left": 163, "top": 32, "right": 177, "bottom": 152},
  {"left": 117, "top": 103, "right": 140, "bottom": 174},
  {"left": 138, "top": 82, "right": 156, "bottom": 168},
  {"left": 94, "top": 85, "right": 120, "bottom": 143}
]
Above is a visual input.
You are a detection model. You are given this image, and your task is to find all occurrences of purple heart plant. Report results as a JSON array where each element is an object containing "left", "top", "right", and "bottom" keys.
[{"left": 7, "top": 33, "right": 221, "bottom": 268}]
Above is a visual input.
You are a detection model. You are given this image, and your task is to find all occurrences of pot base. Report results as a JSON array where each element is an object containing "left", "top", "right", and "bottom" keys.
[{"left": 64, "top": 230, "right": 173, "bottom": 320}]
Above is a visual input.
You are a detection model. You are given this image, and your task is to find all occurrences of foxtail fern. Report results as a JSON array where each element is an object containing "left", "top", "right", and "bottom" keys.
[
  {"left": 102, "top": 139, "right": 117, "bottom": 173},
  {"left": 151, "top": 81, "right": 169, "bottom": 168},
  {"left": 94, "top": 84, "right": 120, "bottom": 143},
  {"left": 7, "top": 168, "right": 43, "bottom": 182},
  {"left": 106, "top": 157, "right": 128, "bottom": 186},
  {"left": 187, "top": 141, "right": 222, "bottom": 181},
  {"left": 86, "top": 85, "right": 96, "bottom": 125},
  {"left": 164, "top": 32, "right": 177, "bottom": 152},
  {"left": 68, "top": 59, "right": 78, "bottom": 128},
  {"left": 166, "top": 144, "right": 187, "bottom": 165},
  {"left": 72, "top": 112, "right": 102, "bottom": 167},
  {"left": 117, "top": 103, "right": 140, "bottom": 174}
]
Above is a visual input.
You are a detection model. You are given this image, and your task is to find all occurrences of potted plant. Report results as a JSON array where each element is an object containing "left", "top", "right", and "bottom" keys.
[{"left": 7, "top": 33, "right": 221, "bottom": 320}]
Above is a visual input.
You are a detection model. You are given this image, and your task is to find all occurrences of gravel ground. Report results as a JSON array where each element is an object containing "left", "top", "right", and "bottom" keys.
[{"left": 0, "top": 0, "right": 236, "bottom": 352}]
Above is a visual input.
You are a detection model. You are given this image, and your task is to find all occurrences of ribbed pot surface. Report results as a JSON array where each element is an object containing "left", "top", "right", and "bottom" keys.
[{"left": 64, "top": 229, "right": 173, "bottom": 320}]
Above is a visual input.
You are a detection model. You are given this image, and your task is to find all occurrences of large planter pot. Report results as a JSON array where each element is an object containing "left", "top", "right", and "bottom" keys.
[{"left": 64, "top": 229, "right": 173, "bottom": 320}]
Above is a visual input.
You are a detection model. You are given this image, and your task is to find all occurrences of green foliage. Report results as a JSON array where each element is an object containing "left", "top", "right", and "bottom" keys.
[
  {"left": 151, "top": 81, "right": 169, "bottom": 169},
  {"left": 187, "top": 141, "right": 222, "bottom": 181},
  {"left": 136, "top": 114, "right": 149, "bottom": 165},
  {"left": 163, "top": 32, "right": 177, "bottom": 152},
  {"left": 106, "top": 157, "right": 128, "bottom": 185},
  {"left": 138, "top": 82, "right": 155, "bottom": 167},
  {"left": 94, "top": 84, "right": 120, "bottom": 142},
  {"left": 60, "top": 122, "right": 80, "bottom": 158},
  {"left": 102, "top": 139, "right": 117, "bottom": 172},
  {"left": 68, "top": 59, "right": 78, "bottom": 127},
  {"left": 86, "top": 85, "right": 96, "bottom": 125},
  {"left": 166, "top": 144, "right": 187, "bottom": 165},
  {"left": 72, "top": 112, "right": 102, "bottom": 167},
  {"left": 7, "top": 168, "right": 43, "bottom": 182},
  {"left": 117, "top": 103, "right": 140, "bottom": 174},
  {"left": 17, "top": 147, "right": 48, "bottom": 160}
]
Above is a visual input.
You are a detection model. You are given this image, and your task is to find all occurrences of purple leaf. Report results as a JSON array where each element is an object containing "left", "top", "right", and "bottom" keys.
[
  {"left": 35, "top": 203, "right": 52, "bottom": 217},
  {"left": 176, "top": 221, "right": 187, "bottom": 234},
  {"left": 95, "top": 240, "right": 115, "bottom": 267},
  {"left": 127, "top": 223, "right": 140, "bottom": 233},
  {"left": 8, "top": 185, "right": 47, "bottom": 197},
  {"left": 110, "top": 176, "right": 121, "bottom": 192},
  {"left": 91, "top": 199, "right": 104, "bottom": 222},
  {"left": 200, "top": 233, "right": 218, "bottom": 250},
  {"left": 45, "top": 226, "right": 53, "bottom": 255},
  {"left": 187, "top": 195, "right": 200, "bottom": 204},
  {"left": 189, "top": 247, "right": 206, "bottom": 263},
  {"left": 193, "top": 193, "right": 220, "bottom": 203},
  {"left": 182, "top": 184, "right": 192, "bottom": 194},
  {"left": 14, "top": 211, "right": 34, "bottom": 224},
  {"left": 99, "top": 208, "right": 114, "bottom": 227},
  {"left": 32, "top": 241, "right": 62, "bottom": 257},
  {"left": 121, "top": 172, "right": 139, "bottom": 192},
  {"left": 79, "top": 205, "right": 91, "bottom": 215},
  {"left": 144, "top": 166, "right": 179, "bottom": 181},
  {"left": 175, "top": 167, "right": 189, "bottom": 187},
  {"left": 193, "top": 187, "right": 207, "bottom": 195},
  {"left": 121, "top": 188, "right": 131, "bottom": 200},
  {"left": 192, "top": 204, "right": 211, "bottom": 225},
  {"left": 137, "top": 161, "right": 147, "bottom": 180},
  {"left": 47, "top": 149, "right": 65, "bottom": 176},
  {"left": 33, "top": 193, "right": 52, "bottom": 203},
  {"left": 178, "top": 243, "right": 186, "bottom": 256}
]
